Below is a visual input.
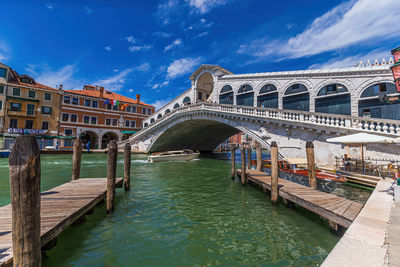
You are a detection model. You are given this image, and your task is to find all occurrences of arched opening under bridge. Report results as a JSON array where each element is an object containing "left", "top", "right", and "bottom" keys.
[
  {"left": 79, "top": 131, "right": 98, "bottom": 149},
  {"left": 101, "top": 132, "right": 119, "bottom": 149}
]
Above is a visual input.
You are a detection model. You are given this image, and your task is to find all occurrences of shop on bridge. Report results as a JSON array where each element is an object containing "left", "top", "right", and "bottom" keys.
[
  {"left": 257, "top": 84, "right": 278, "bottom": 108},
  {"left": 282, "top": 84, "right": 309, "bottom": 111},
  {"left": 219, "top": 85, "right": 233, "bottom": 104},
  {"left": 236, "top": 84, "right": 254, "bottom": 106},
  {"left": 315, "top": 83, "right": 351, "bottom": 115}
]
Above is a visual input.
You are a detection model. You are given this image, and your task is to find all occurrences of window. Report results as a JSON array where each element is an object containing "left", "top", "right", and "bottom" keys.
[
  {"left": 10, "top": 102, "right": 22, "bottom": 112},
  {"left": 70, "top": 114, "right": 77, "bottom": 122},
  {"left": 112, "top": 118, "right": 118, "bottom": 126},
  {"left": 113, "top": 105, "right": 118, "bottom": 111},
  {"left": 27, "top": 104, "right": 35, "bottom": 116},
  {"left": 107, "top": 104, "right": 112, "bottom": 110},
  {"left": 198, "top": 92, "right": 203, "bottom": 100},
  {"left": 72, "top": 97, "right": 79, "bottom": 105},
  {"left": 132, "top": 106, "right": 136, "bottom": 113},
  {"left": 64, "top": 96, "right": 71, "bottom": 104},
  {"left": 147, "top": 109, "right": 151, "bottom": 115},
  {"left": 42, "top": 121, "right": 49, "bottom": 130},
  {"left": 64, "top": 140, "right": 73, "bottom": 147},
  {"left": 125, "top": 120, "right": 130, "bottom": 127},
  {"left": 131, "top": 121, "right": 136, "bottom": 128},
  {"left": 84, "top": 99, "right": 91, "bottom": 107},
  {"left": 0, "top": 101, "right": 2, "bottom": 110},
  {"left": 44, "top": 93, "right": 51, "bottom": 101},
  {"left": 0, "top": 67, "right": 7, "bottom": 78},
  {"left": 41, "top": 106, "right": 52, "bottom": 115},
  {"left": 65, "top": 129, "right": 73, "bottom": 136},
  {"left": 25, "top": 120, "right": 33, "bottom": 129},
  {"left": 92, "top": 101, "right": 98, "bottom": 108},
  {"left": 12, "top": 88, "right": 20, "bottom": 96},
  {"left": 62, "top": 113, "right": 69, "bottom": 122},
  {"left": 83, "top": 116, "right": 90, "bottom": 124},
  {"left": 9, "top": 119, "right": 18, "bottom": 128},
  {"left": 126, "top": 106, "right": 131, "bottom": 112},
  {"left": 91, "top": 117, "right": 97, "bottom": 124},
  {"left": 106, "top": 118, "right": 111, "bottom": 126},
  {"left": 28, "top": 90, "right": 36, "bottom": 98},
  {"left": 0, "top": 86, "right": 4, "bottom": 94},
  {"left": 142, "top": 108, "right": 146, "bottom": 114}
]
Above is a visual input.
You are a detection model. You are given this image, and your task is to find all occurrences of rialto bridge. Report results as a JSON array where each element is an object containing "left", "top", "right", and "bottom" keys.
[{"left": 120, "top": 61, "right": 400, "bottom": 165}]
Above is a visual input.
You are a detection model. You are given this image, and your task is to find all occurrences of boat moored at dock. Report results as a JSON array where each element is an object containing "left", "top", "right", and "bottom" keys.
[{"left": 148, "top": 149, "right": 200, "bottom": 162}]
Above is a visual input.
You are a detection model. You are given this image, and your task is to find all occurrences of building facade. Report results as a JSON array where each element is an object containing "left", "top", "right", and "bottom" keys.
[{"left": 60, "top": 85, "right": 154, "bottom": 149}]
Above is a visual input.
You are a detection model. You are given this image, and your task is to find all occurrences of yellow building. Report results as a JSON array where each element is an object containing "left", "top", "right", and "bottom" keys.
[{"left": 0, "top": 64, "right": 62, "bottom": 149}]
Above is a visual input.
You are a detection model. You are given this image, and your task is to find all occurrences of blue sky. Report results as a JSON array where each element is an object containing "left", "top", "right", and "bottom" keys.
[{"left": 1, "top": 0, "right": 400, "bottom": 109}]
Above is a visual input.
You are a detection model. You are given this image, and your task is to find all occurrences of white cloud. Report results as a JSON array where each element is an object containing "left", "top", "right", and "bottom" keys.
[
  {"left": 104, "top": 46, "right": 112, "bottom": 51},
  {"left": 84, "top": 7, "right": 93, "bottom": 14},
  {"left": 164, "top": 39, "right": 183, "bottom": 51},
  {"left": 128, "top": 89, "right": 134, "bottom": 93},
  {"left": 95, "top": 68, "right": 133, "bottom": 91},
  {"left": 46, "top": 3, "right": 53, "bottom": 9},
  {"left": 0, "top": 41, "right": 9, "bottom": 62},
  {"left": 166, "top": 57, "right": 202, "bottom": 79},
  {"left": 125, "top": 36, "right": 136, "bottom": 43},
  {"left": 196, "top": 31, "right": 208, "bottom": 38},
  {"left": 238, "top": 0, "right": 400, "bottom": 60},
  {"left": 186, "top": 0, "right": 228, "bottom": 14},
  {"left": 153, "top": 31, "right": 173, "bottom": 38},
  {"left": 128, "top": 45, "right": 152, "bottom": 52},
  {"left": 113, "top": 69, "right": 119, "bottom": 72},
  {"left": 152, "top": 80, "right": 170, "bottom": 89},
  {"left": 0, "top": 54, "right": 6, "bottom": 61},
  {"left": 150, "top": 99, "right": 171, "bottom": 110},
  {"left": 308, "top": 49, "right": 391, "bottom": 69},
  {"left": 26, "top": 64, "right": 81, "bottom": 89},
  {"left": 134, "top": 62, "right": 151, "bottom": 72}
]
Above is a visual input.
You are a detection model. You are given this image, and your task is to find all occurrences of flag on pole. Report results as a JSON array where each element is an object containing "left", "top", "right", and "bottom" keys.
[
  {"left": 121, "top": 103, "right": 129, "bottom": 110},
  {"left": 103, "top": 99, "right": 110, "bottom": 105}
]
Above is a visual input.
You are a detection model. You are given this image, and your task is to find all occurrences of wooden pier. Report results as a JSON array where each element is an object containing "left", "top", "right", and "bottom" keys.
[
  {"left": 0, "top": 178, "right": 123, "bottom": 266},
  {"left": 236, "top": 169, "right": 363, "bottom": 229}
]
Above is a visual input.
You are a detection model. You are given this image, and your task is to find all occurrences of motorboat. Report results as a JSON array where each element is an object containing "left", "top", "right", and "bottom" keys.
[
  {"left": 148, "top": 149, "right": 200, "bottom": 162},
  {"left": 251, "top": 157, "right": 347, "bottom": 182}
]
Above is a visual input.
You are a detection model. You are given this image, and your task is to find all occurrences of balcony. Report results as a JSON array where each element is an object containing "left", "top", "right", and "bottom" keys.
[{"left": 7, "top": 108, "right": 36, "bottom": 117}]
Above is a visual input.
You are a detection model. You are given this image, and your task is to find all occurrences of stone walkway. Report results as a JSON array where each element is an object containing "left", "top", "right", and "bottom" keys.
[{"left": 386, "top": 202, "right": 400, "bottom": 266}]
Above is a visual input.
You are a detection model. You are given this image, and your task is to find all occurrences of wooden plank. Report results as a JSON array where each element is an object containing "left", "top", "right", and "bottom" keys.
[{"left": 0, "top": 178, "right": 122, "bottom": 267}]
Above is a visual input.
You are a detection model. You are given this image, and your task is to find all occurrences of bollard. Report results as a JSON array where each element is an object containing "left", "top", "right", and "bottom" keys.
[
  {"left": 240, "top": 145, "right": 246, "bottom": 185},
  {"left": 107, "top": 140, "right": 117, "bottom": 213},
  {"left": 72, "top": 139, "right": 82, "bottom": 180},
  {"left": 256, "top": 143, "right": 262, "bottom": 171},
  {"left": 247, "top": 146, "right": 251, "bottom": 169},
  {"left": 306, "top": 141, "right": 316, "bottom": 189},
  {"left": 270, "top": 141, "right": 279, "bottom": 204},
  {"left": 124, "top": 143, "right": 131, "bottom": 191},
  {"left": 231, "top": 145, "right": 236, "bottom": 179},
  {"left": 9, "top": 136, "right": 41, "bottom": 266}
]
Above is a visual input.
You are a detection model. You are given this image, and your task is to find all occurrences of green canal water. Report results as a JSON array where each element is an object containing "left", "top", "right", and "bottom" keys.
[{"left": 0, "top": 153, "right": 371, "bottom": 266}]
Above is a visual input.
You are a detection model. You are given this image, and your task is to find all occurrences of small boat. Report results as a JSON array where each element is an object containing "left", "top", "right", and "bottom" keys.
[
  {"left": 251, "top": 157, "right": 347, "bottom": 182},
  {"left": 0, "top": 150, "right": 10, "bottom": 158},
  {"left": 148, "top": 149, "right": 200, "bottom": 162}
]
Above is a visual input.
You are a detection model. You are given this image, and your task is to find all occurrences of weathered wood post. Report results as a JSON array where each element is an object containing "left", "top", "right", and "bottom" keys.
[
  {"left": 231, "top": 145, "right": 236, "bottom": 179},
  {"left": 107, "top": 140, "right": 117, "bottom": 213},
  {"left": 124, "top": 143, "right": 131, "bottom": 191},
  {"left": 240, "top": 145, "right": 246, "bottom": 185},
  {"left": 9, "top": 136, "right": 41, "bottom": 266},
  {"left": 270, "top": 141, "right": 279, "bottom": 204},
  {"left": 256, "top": 143, "right": 262, "bottom": 171},
  {"left": 306, "top": 141, "right": 317, "bottom": 189},
  {"left": 247, "top": 146, "right": 252, "bottom": 169},
  {"left": 72, "top": 139, "right": 82, "bottom": 180}
]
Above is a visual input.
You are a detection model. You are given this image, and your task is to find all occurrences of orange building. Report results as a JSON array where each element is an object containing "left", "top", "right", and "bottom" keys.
[{"left": 60, "top": 85, "right": 154, "bottom": 149}]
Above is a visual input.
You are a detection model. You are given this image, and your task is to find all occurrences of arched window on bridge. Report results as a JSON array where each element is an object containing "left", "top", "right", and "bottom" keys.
[
  {"left": 283, "top": 84, "right": 309, "bottom": 111},
  {"left": 358, "top": 82, "right": 399, "bottom": 120},
  {"left": 315, "top": 84, "right": 351, "bottom": 115},
  {"left": 236, "top": 84, "right": 254, "bottom": 106},
  {"left": 183, "top": 96, "right": 191, "bottom": 106},
  {"left": 150, "top": 118, "right": 155, "bottom": 123},
  {"left": 157, "top": 114, "right": 162, "bottom": 120},
  {"left": 219, "top": 85, "right": 233, "bottom": 104},
  {"left": 144, "top": 123, "right": 148, "bottom": 127},
  {"left": 165, "top": 109, "right": 171, "bottom": 115},
  {"left": 257, "top": 84, "right": 278, "bottom": 108},
  {"left": 173, "top": 103, "right": 180, "bottom": 109}
]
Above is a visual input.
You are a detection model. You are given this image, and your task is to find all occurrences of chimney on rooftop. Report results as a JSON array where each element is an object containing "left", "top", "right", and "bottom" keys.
[
  {"left": 100, "top": 87, "right": 104, "bottom": 98},
  {"left": 95, "top": 85, "right": 99, "bottom": 90},
  {"left": 58, "top": 84, "right": 63, "bottom": 92},
  {"left": 136, "top": 94, "right": 141, "bottom": 104}
]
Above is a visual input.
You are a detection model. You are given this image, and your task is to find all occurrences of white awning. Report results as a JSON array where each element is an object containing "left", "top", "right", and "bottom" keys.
[{"left": 326, "top": 133, "right": 394, "bottom": 144}]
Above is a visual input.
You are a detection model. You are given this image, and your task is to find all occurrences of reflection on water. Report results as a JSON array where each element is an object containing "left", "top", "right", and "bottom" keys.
[{"left": 0, "top": 152, "right": 371, "bottom": 266}]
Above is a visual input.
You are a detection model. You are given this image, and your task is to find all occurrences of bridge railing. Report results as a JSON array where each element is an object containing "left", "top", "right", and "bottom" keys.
[{"left": 122, "top": 102, "right": 400, "bottom": 146}]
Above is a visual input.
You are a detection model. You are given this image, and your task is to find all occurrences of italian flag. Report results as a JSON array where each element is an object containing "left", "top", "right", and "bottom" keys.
[{"left": 112, "top": 100, "right": 120, "bottom": 106}]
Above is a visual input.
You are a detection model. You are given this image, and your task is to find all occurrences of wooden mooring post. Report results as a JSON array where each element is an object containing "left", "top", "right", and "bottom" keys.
[
  {"left": 9, "top": 136, "right": 41, "bottom": 266},
  {"left": 231, "top": 145, "right": 236, "bottom": 179},
  {"left": 72, "top": 139, "right": 82, "bottom": 180},
  {"left": 306, "top": 141, "right": 316, "bottom": 190},
  {"left": 240, "top": 145, "right": 246, "bottom": 185},
  {"left": 247, "top": 146, "right": 251, "bottom": 169},
  {"left": 270, "top": 141, "right": 279, "bottom": 204},
  {"left": 256, "top": 143, "right": 262, "bottom": 171},
  {"left": 107, "top": 140, "right": 118, "bottom": 213},
  {"left": 124, "top": 143, "right": 131, "bottom": 191}
]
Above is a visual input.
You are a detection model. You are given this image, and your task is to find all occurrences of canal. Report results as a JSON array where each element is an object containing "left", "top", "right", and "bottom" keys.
[{"left": 0, "top": 153, "right": 371, "bottom": 266}]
